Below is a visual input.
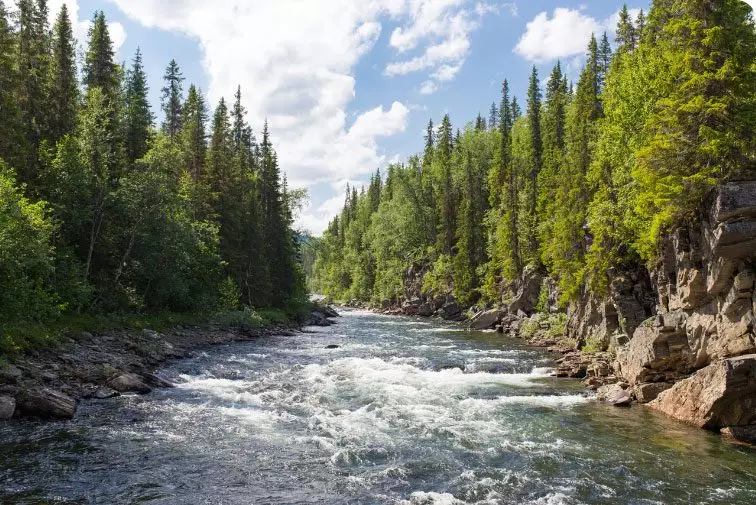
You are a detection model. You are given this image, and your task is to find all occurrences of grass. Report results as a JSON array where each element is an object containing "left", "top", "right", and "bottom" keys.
[{"left": 0, "top": 301, "right": 315, "bottom": 356}]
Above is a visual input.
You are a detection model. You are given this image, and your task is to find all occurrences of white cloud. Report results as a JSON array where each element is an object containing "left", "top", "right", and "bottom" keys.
[
  {"left": 108, "top": 0, "right": 418, "bottom": 234},
  {"left": 419, "top": 80, "right": 438, "bottom": 95},
  {"left": 513, "top": 6, "right": 640, "bottom": 62},
  {"left": 48, "top": 0, "right": 126, "bottom": 53},
  {"left": 384, "top": 0, "right": 506, "bottom": 93}
]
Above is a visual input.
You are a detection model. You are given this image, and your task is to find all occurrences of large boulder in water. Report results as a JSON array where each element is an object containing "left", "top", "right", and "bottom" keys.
[
  {"left": 16, "top": 388, "right": 77, "bottom": 419},
  {"left": 109, "top": 373, "right": 153, "bottom": 394},
  {"left": 648, "top": 354, "right": 756, "bottom": 429},
  {"left": 469, "top": 309, "right": 504, "bottom": 330},
  {"left": 0, "top": 396, "right": 15, "bottom": 420}
]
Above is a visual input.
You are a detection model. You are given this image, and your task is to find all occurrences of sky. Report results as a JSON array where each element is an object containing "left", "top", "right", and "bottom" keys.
[{"left": 42, "top": 0, "right": 756, "bottom": 235}]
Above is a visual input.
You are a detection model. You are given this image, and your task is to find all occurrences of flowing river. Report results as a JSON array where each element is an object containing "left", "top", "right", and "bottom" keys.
[{"left": 2, "top": 309, "right": 755, "bottom": 504}]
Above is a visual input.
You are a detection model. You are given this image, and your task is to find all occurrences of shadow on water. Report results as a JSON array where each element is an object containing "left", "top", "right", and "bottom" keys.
[{"left": 1, "top": 308, "right": 754, "bottom": 504}]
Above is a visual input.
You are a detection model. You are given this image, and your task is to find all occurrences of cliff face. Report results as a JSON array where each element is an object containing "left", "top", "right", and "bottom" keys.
[{"left": 590, "top": 180, "right": 756, "bottom": 441}]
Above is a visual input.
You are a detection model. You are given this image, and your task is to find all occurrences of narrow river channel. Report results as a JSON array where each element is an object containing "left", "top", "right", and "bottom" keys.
[{"left": 1, "top": 308, "right": 755, "bottom": 504}]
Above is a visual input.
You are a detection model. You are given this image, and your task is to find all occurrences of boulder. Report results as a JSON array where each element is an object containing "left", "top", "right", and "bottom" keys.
[
  {"left": 596, "top": 383, "right": 632, "bottom": 406},
  {"left": 325, "top": 344, "right": 339, "bottom": 349},
  {"left": 648, "top": 354, "right": 756, "bottom": 429},
  {"left": 142, "top": 372, "right": 175, "bottom": 389},
  {"left": 440, "top": 301, "right": 462, "bottom": 321},
  {"left": 634, "top": 382, "right": 672, "bottom": 403},
  {"left": 615, "top": 311, "right": 693, "bottom": 384},
  {"left": 417, "top": 303, "right": 434, "bottom": 317},
  {"left": 16, "top": 388, "right": 77, "bottom": 419},
  {"left": 92, "top": 388, "right": 120, "bottom": 400},
  {"left": 108, "top": 373, "right": 152, "bottom": 394},
  {"left": 720, "top": 425, "right": 756, "bottom": 445},
  {"left": 0, "top": 396, "right": 15, "bottom": 420},
  {"left": 468, "top": 309, "right": 504, "bottom": 330}
]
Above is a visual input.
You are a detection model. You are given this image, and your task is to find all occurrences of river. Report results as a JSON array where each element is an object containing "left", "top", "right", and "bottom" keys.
[{"left": 1, "top": 308, "right": 755, "bottom": 504}]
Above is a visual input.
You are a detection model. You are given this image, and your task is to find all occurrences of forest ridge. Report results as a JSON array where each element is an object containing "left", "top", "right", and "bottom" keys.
[
  {"left": 1, "top": 1, "right": 306, "bottom": 351},
  {"left": 311, "top": 1, "right": 755, "bottom": 312}
]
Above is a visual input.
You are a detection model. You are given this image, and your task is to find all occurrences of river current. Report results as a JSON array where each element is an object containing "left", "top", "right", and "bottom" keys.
[{"left": 1, "top": 309, "right": 755, "bottom": 504}]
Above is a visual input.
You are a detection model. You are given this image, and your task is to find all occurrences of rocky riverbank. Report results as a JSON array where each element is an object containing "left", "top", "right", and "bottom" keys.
[
  {"left": 339, "top": 181, "right": 756, "bottom": 446},
  {"left": 0, "top": 306, "right": 339, "bottom": 421}
]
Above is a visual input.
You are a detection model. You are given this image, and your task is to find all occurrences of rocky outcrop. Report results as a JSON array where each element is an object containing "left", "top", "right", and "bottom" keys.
[
  {"left": 0, "top": 396, "right": 15, "bottom": 419},
  {"left": 648, "top": 354, "right": 756, "bottom": 429},
  {"left": 567, "top": 264, "right": 655, "bottom": 351},
  {"left": 506, "top": 265, "right": 543, "bottom": 315},
  {"left": 605, "top": 181, "right": 756, "bottom": 437},
  {"left": 16, "top": 388, "right": 77, "bottom": 419}
]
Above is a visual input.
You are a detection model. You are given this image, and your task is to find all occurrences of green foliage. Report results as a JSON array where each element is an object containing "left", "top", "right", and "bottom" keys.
[
  {"left": 0, "top": 162, "right": 57, "bottom": 324},
  {"left": 0, "top": 5, "right": 307, "bottom": 351},
  {"left": 310, "top": 0, "right": 754, "bottom": 316}
]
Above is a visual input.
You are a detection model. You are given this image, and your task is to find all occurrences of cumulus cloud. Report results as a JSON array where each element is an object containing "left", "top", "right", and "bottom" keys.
[
  {"left": 384, "top": 0, "right": 505, "bottom": 93},
  {"left": 514, "top": 6, "right": 640, "bottom": 62},
  {"left": 107, "top": 0, "right": 424, "bottom": 233}
]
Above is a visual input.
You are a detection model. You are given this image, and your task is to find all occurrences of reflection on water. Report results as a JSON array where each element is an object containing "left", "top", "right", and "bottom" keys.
[{"left": 1, "top": 308, "right": 754, "bottom": 504}]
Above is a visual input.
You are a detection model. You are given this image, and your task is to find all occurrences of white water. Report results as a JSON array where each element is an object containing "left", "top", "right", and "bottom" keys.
[{"left": 1, "top": 308, "right": 755, "bottom": 504}]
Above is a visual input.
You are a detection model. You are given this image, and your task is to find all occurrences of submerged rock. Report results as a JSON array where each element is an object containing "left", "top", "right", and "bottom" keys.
[
  {"left": 0, "top": 395, "right": 15, "bottom": 419},
  {"left": 596, "top": 383, "right": 632, "bottom": 406},
  {"left": 648, "top": 354, "right": 756, "bottom": 429},
  {"left": 17, "top": 388, "right": 77, "bottom": 419},
  {"left": 720, "top": 425, "right": 756, "bottom": 445},
  {"left": 142, "top": 372, "right": 175, "bottom": 389},
  {"left": 108, "top": 373, "right": 152, "bottom": 394}
]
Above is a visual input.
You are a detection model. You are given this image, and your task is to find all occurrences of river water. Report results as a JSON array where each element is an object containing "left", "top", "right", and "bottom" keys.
[{"left": 1, "top": 309, "right": 755, "bottom": 504}]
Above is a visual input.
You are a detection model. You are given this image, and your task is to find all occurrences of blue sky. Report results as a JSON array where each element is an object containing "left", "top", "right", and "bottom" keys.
[{"left": 45, "top": 1, "right": 753, "bottom": 234}]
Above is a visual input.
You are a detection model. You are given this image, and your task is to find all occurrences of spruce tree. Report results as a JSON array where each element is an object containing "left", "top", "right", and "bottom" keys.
[
  {"left": 0, "top": 0, "right": 24, "bottom": 168},
  {"left": 161, "top": 59, "right": 184, "bottom": 141},
  {"left": 436, "top": 114, "right": 454, "bottom": 255},
  {"left": 635, "top": 9, "right": 646, "bottom": 41},
  {"left": 180, "top": 85, "right": 208, "bottom": 181},
  {"left": 16, "top": 0, "right": 51, "bottom": 183},
  {"left": 525, "top": 66, "right": 542, "bottom": 261},
  {"left": 124, "top": 48, "right": 154, "bottom": 165},
  {"left": 598, "top": 32, "right": 612, "bottom": 91},
  {"left": 83, "top": 12, "right": 118, "bottom": 96},
  {"left": 616, "top": 4, "right": 636, "bottom": 51},
  {"left": 47, "top": 3, "right": 78, "bottom": 143},
  {"left": 488, "top": 101, "right": 498, "bottom": 130}
]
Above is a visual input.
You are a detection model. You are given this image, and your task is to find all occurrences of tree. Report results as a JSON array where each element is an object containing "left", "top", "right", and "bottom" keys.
[
  {"left": 488, "top": 101, "right": 498, "bottom": 130},
  {"left": 0, "top": 1, "right": 24, "bottom": 168},
  {"left": 47, "top": 2, "right": 78, "bottom": 143},
  {"left": 0, "top": 160, "right": 57, "bottom": 325},
  {"left": 83, "top": 11, "right": 118, "bottom": 96},
  {"left": 436, "top": 114, "right": 455, "bottom": 256},
  {"left": 616, "top": 4, "right": 636, "bottom": 51},
  {"left": 161, "top": 59, "right": 184, "bottom": 141},
  {"left": 524, "top": 65, "right": 542, "bottom": 261},
  {"left": 16, "top": 0, "right": 51, "bottom": 183},
  {"left": 124, "top": 48, "right": 154, "bottom": 165},
  {"left": 180, "top": 85, "right": 208, "bottom": 181}
]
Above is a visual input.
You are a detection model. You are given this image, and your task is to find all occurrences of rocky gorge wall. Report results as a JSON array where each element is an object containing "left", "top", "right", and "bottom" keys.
[{"left": 368, "top": 179, "right": 756, "bottom": 443}]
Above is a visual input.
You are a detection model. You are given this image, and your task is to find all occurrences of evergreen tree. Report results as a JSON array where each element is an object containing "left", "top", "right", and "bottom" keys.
[
  {"left": 180, "top": 85, "right": 208, "bottom": 181},
  {"left": 161, "top": 59, "right": 184, "bottom": 141},
  {"left": 0, "top": 0, "right": 24, "bottom": 168},
  {"left": 47, "top": 3, "right": 78, "bottom": 143},
  {"left": 616, "top": 4, "right": 637, "bottom": 50},
  {"left": 524, "top": 66, "right": 542, "bottom": 261},
  {"left": 636, "top": 9, "right": 646, "bottom": 41},
  {"left": 488, "top": 101, "right": 498, "bottom": 130},
  {"left": 83, "top": 11, "right": 118, "bottom": 96},
  {"left": 124, "top": 48, "right": 154, "bottom": 165},
  {"left": 436, "top": 114, "right": 455, "bottom": 256},
  {"left": 598, "top": 32, "right": 612, "bottom": 91},
  {"left": 16, "top": 0, "right": 51, "bottom": 183}
]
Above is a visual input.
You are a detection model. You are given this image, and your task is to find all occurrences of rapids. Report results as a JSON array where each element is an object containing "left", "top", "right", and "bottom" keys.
[{"left": 1, "top": 308, "right": 755, "bottom": 504}]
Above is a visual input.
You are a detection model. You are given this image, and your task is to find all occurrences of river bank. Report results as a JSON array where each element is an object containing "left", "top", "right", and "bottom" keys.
[
  {"left": 340, "top": 300, "right": 756, "bottom": 447},
  {"left": 0, "top": 305, "right": 338, "bottom": 421}
]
